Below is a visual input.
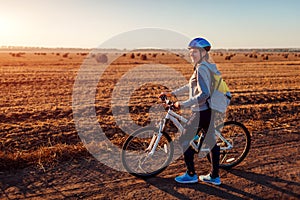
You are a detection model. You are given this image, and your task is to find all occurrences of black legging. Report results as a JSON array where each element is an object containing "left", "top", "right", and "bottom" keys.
[{"left": 182, "top": 109, "right": 220, "bottom": 178}]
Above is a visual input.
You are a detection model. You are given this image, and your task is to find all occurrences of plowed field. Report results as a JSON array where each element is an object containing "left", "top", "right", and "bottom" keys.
[{"left": 0, "top": 49, "right": 299, "bottom": 199}]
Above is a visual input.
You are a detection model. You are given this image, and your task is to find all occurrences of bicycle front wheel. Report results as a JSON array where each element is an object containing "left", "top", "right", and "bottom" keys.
[
  {"left": 209, "top": 121, "right": 251, "bottom": 169},
  {"left": 122, "top": 127, "right": 174, "bottom": 178}
]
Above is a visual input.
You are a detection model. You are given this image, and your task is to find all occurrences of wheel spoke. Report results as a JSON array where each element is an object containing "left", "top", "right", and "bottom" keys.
[
  {"left": 214, "top": 121, "right": 251, "bottom": 169},
  {"left": 122, "top": 127, "right": 174, "bottom": 177}
]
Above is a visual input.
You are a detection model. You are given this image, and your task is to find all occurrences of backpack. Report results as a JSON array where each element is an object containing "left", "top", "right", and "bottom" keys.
[{"left": 203, "top": 65, "right": 231, "bottom": 113}]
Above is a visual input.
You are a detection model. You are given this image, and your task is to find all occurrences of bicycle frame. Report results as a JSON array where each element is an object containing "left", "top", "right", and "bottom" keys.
[{"left": 147, "top": 107, "right": 233, "bottom": 156}]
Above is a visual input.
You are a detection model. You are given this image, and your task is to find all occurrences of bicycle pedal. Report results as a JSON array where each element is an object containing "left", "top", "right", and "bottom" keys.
[{"left": 193, "top": 135, "right": 200, "bottom": 141}]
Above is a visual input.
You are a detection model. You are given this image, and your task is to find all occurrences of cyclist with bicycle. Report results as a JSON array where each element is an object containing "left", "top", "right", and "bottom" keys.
[{"left": 159, "top": 37, "right": 221, "bottom": 185}]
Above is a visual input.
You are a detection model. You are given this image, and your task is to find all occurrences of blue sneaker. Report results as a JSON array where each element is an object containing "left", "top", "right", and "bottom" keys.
[
  {"left": 175, "top": 172, "right": 198, "bottom": 184},
  {"left": 199, "top": 174, "right": 221, "bottom": 185}
]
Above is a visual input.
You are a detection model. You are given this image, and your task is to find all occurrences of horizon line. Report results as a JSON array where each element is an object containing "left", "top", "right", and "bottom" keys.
[{"left": 1, "top": 45, "right": 300, "bottom": 52}]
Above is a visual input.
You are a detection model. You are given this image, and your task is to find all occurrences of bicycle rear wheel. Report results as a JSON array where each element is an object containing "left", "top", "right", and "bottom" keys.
[
  {"left": 122, "top": 127, "right": 174, "bottom": 178},
  {"left": 207, "top": 121, "right": 251, "bottom": 169}
]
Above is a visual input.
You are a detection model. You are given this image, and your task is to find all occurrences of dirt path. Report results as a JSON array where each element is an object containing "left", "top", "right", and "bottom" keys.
[{"left": 1, "top": 128, "right": 299, "bottom": 200}]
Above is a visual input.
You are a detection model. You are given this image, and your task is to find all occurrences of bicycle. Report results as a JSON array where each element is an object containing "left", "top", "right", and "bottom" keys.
[{"left": 122, "top": 95, "right": 251, "bottom": 178}]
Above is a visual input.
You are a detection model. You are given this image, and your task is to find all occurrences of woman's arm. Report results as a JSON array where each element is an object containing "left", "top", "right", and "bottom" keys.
[{"left": 171, "top": 84, "right": 189, "bottom": 97}]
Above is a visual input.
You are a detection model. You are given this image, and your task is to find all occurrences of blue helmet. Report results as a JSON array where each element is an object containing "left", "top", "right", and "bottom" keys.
[{"left": 188, "top": 37, "right": 211, "bottom": 51}]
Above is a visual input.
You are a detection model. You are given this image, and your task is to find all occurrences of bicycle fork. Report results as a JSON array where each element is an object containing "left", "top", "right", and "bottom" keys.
[{"left": 145, "top": 119, "right": 166, "bottom": 156}]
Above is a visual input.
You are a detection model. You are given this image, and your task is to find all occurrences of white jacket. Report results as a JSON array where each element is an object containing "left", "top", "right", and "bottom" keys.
[{"left": 172, "top": 62, "right": 221, "bottom": 111}]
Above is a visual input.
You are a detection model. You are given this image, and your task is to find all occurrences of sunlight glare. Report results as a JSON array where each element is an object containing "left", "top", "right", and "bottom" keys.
[{"left": 0, "top": 17, "right": 14, "bottom": 37}]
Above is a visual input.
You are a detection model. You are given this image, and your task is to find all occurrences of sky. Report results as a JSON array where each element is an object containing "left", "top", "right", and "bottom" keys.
[{"left": 1, "top": 0, "right": 300, "bottom": 49}]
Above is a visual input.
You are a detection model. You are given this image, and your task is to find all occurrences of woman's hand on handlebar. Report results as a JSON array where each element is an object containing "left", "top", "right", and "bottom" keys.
[{"left": 158, "top": 92, "right": 180, "bottom": 110}]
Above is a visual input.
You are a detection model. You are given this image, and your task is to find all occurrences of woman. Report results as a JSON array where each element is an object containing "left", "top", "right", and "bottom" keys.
[{"left": 160, "top": 37, "right": 221, "bottom": 185}]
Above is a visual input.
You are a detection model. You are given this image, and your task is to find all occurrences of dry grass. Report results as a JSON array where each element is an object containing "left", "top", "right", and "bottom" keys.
[{"left": 0, "top": 143, "right": 88, "bottom": 170}]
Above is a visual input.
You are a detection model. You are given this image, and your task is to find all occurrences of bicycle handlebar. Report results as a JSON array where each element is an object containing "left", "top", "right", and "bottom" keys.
[{"left": 159, "top": 95, "right": 176, "bottom": 110}]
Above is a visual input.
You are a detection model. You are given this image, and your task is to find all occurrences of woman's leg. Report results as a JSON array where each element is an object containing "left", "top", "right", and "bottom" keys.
[
  {"left": 210, "top": 144, "right": 220, "bottom": 178},
  {"left": 184, "top": 147, "right": 196, "bottom": 175},
  {"left": 182, "top": 109, "right": 211, "bottom": 175},
  {"left": 181, "top": 111, "right": 201, "bottom": 176},
  {"left": 205, "top": 112, "right": 220, "bottom": 178}
]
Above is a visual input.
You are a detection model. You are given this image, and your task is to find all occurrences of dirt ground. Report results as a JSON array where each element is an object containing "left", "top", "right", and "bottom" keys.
[{"left": 0, "top": 49, "right": 299, "bottom": 199}]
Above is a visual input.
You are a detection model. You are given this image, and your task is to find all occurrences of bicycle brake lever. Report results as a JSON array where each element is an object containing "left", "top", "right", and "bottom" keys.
[{"left": 160, "top": 94, "right": 167, "bottom": 101}]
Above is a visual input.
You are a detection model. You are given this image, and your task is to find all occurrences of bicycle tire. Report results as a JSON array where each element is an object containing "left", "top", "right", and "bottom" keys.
[
  {"left": 206, "top": 121, "right": 251, "bottom": 169},
  {"left": 122, "top": 126, "right": 174, "bottom": 178}
]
